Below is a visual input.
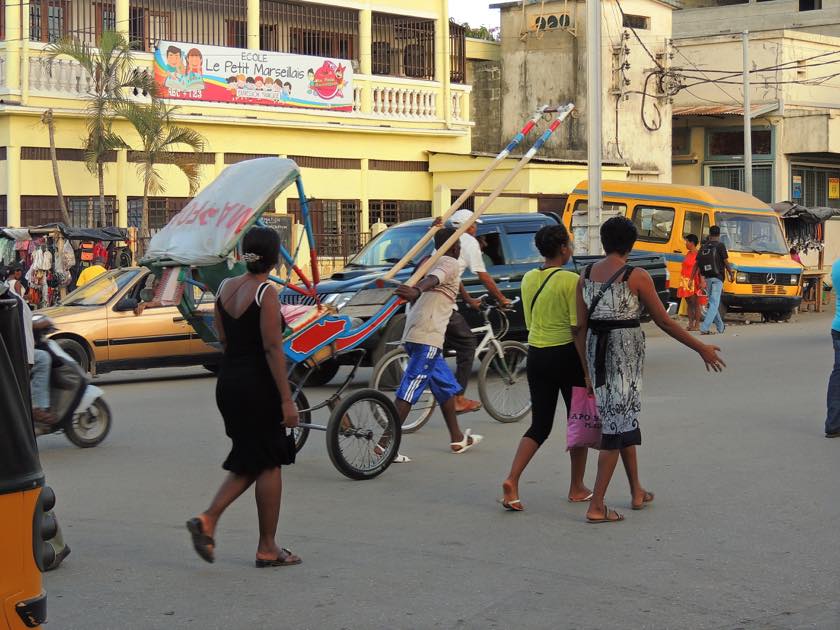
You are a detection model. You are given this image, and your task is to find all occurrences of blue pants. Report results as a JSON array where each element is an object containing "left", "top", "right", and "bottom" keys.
[
  {"left": 32, "top": 348, "right": 51, "bottom": 409},
  {"left": 396, "top": 343, "right": 461, "bottom": 405},
  {"left": 701, "top": 277, "right": 725, "bottom": 334},
  {"left": 827, "top": 330, "right": 840, "bottom": 435}
]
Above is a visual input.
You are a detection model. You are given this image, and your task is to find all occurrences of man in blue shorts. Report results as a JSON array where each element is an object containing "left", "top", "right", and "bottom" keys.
[{"left": 393, "top": 228, "right": 484, "bottom": 454}]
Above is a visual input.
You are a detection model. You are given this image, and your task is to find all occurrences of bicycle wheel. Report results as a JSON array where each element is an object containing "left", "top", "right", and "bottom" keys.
[
  {"left": 478, "top": 340, "right": 530, "bottom": 423},
  {"left": 290, "top": 387, "right": 311, "bottom": 453},
  {"left": 371, "top": 348, "right": 436, "bottom": 434},
  {"left": 326, "top": 389, "right": 401, "bottom": 480}
]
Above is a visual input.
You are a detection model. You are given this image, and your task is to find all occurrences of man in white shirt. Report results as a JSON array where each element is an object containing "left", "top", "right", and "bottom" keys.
[{"left": 445, "top": 209, "right": 511, "bottom": 414}]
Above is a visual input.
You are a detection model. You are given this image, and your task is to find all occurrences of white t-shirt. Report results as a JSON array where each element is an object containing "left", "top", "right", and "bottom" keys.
[
  {"left": 457, "top": 232, "right": 487, "bottom": 277},
  {"left": 453, "top": 232, "right": 486, "bottom": 311}
]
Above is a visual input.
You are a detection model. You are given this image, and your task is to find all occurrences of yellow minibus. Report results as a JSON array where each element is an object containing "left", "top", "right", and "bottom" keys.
[{"left": 564, "top": 181, "right": 802, "bottom": 319}]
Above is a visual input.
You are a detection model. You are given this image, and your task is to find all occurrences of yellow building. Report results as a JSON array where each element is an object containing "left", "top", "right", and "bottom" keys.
[{"left": 0, "top": 0, "right": 472, "bottom": 260}]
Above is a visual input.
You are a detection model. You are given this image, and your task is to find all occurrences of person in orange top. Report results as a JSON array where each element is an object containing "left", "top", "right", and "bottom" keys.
[{"left": 678, "top": 234, "right": 702, "bottom": 331}]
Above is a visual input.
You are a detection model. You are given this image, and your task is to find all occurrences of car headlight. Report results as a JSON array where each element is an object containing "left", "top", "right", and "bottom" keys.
[
  {"left": 736, "top": 272, "right": 749, "bottom": 284},
  {"left": 790, "top": 274, "right": 800, "bottom": 285},
  {"left": 322, "top": 292, "right": 355, "bottom": 310}
]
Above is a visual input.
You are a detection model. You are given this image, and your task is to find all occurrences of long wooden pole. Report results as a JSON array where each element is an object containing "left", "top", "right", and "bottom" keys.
[
  {"left": 405, "top": 104, "right": 575, "bottom": 287},
  {"left": 380, "top": 107, "right": 550, "bottom": 282}
]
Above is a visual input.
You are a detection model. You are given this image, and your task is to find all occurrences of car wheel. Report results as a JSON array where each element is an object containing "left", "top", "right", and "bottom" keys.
[{"left": 56, "top": 338, "right": 90, "bottom": 374}]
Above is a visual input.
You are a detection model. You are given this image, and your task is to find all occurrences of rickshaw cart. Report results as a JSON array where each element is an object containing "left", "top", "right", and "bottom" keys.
[
  {"left": 140, "top": 158, "right": 404, "bottom": 480},
  {"left": 141, "top": 105, "right": 575, "bottom": 480}
]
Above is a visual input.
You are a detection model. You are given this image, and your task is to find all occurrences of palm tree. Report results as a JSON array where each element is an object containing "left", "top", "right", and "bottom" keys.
[
  {"left": 119, "top": 100, "right": 206, "bottom": 240},
  {"left": 40, "top": 109, "right": 71, "bottom": 225},
  {"left": 46, "top": 31, "right": 156, "bottom": 227}
]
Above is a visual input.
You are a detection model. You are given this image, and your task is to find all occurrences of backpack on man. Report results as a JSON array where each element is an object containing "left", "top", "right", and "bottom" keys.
[{"left": 696, "top": 241, "right": 722, "bottom": 278}]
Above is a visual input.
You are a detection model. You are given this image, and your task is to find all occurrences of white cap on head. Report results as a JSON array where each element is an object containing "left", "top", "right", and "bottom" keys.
[{"left": 450, "top": 209, "right": 482, "bottom": 227}]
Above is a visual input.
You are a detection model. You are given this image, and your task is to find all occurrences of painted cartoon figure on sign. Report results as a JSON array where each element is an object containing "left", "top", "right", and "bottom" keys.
[
  {"left": 184, "top": 48, "right": 205, "bottom": 90},
  {"left": 309, "top": 61, "right": 345, "bottom": 100},
  {"left": 164, "top": 45, "right": 185, "bottom": 90}
]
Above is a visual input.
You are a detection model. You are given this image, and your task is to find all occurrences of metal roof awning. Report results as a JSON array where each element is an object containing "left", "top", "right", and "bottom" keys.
[{"left": 673, "top": 102, "right": 779, "bottom": 118}]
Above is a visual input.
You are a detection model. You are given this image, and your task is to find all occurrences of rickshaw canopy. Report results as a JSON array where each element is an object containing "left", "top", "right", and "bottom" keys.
[
  {"left": 142, "top": 157, "right": 300, "bottom": 267},
  {"left": 0, "top": 294, "right": 43, "bottom": 493}
]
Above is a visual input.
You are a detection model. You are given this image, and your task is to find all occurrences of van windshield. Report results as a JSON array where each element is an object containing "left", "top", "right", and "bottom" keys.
[
  {"left": 714, "top": 212, "right": 788, "bottom": 255},
  {"left": 346, "top": 226, "right": 433, "bottom": 268},
  {"left": 63, "top": 269, "right": 140, "bottom": 306}
]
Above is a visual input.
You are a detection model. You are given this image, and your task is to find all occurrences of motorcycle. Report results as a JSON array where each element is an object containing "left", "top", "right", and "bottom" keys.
[{"left": 33, "top": 315, "right": 112, "bottom": 447}]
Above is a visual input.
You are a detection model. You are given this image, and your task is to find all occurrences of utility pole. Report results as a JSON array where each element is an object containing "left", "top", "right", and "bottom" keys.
[
  {"left": 586, "top": 0, "right": 602, "bottom": 255},
  {"left": 742, "top": 30, "right": 752, "bottom": 196}
]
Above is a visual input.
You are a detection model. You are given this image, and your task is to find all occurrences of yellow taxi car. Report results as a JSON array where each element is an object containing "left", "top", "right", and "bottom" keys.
[{"left": 39, "top": 267, "right": 219, "bottom": 375}]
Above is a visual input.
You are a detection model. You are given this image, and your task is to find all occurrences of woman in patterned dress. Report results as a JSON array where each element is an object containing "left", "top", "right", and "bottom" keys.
[{"left": 574, "top": 217, "right": 726, "bottom": 523}]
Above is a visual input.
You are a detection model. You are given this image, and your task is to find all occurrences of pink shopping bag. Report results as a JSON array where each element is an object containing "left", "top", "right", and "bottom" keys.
[{"left": 567, "top": 386, "right": 602, "bottom": 450}]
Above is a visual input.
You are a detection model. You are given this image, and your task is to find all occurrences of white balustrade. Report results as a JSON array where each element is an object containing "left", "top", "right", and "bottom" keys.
[
  {"left": 371, "top": 85, "right": 437, "bottom": 120},
  {"left": 451, "top": 90, "right": 466, "bottom": 122},
  {"left": 28, "top": 56, "right": 151, "bottom": 99},
  {"left": 353, "top": 86, "right": 363, "bottom": 113}
]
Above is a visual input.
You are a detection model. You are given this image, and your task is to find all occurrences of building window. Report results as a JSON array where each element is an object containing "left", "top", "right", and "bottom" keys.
[
  {"left": 799, "top": 0, "right": 821, "bottom": 10},
  {"left": 708, "top": 164, "right": 773, "bottom": 203},
  {"left": 631, "top": 205, "right": 675, "bottom": 243},
  {"left": 96, "top": 3, "right": 116, "bottom": 36},
  {"left": 289, "top": 28, "right": 354, "bottom": 59},
  {"left": 288, "top": 199, "right": 362, "bottom": 258},
  {"left": 372, "top": 12, "right": 435, "bottom": 80},
  {"left": 30, "top": 0, "right": 70, "bottom": 43},
  {"left": 21, "top": 196, "right": 115, "bottom": 228},
  {"left": 708, "top": 128, "right": 772, "bottom": 158},
  {"left": 129, "top": 6, "right": 171, "bottom": 52},
  {"left": 622, "top": 14, "right": 650, "bottom": 30},
  {"left": 449, "top": 21, "right": 466, "bottom": 84},
  {"left": 672, "top": 127, "right": 692, "bottom": 156},
  {"left": 791, "top": 167, "right": 840, "bottom": 209},
  {"left": 226, "top": 20, "right": 247, "bottom": 48},
  {"left": 129, "top": 0, "right": 246, "bottom": 51},
  {"left": 128, "top": 197, "right": 190, "bottom": 231},
  {"left": 260, "top": 1, "right": 358, "bottom": 60},
  {"left": 369, "top": 200, "right": 432, "bottom": 228}
]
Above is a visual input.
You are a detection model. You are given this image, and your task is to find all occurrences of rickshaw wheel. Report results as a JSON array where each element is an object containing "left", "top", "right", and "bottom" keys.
[
  {"left": 291, "top": 388, "right": 311, "bottom": 454},
  {"left": 326, "top": 389, "right": 401, "bottom": 480}
]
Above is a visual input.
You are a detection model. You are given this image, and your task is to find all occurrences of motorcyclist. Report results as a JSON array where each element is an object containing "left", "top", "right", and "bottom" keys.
[{"left": 32, "top": 317, "right": 57, "bottom": 426}]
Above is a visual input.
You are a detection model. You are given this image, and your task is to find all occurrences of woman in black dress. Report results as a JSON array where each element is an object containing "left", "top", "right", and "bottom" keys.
[{"left": 187, "top": 227, "right": 301, "bottom": 567}]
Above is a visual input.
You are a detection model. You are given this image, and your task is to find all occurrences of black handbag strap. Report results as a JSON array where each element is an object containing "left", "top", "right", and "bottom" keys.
[
  {"left": 585, "top": 264, "right": 631, "bottom": 319},
  {"left": 529, "top": 268, "right": 563, "bottom": 313}
]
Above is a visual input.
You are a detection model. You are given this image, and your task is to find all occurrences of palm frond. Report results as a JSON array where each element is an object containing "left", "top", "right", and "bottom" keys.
[
  {"left": 45, "top": 36, "right": 96, "bottom": 78},
  {"left": 162, "top": 125, "right": 206, "bottom": 153},
  {"left": 173, "top": 159, "right": 203, "bottom": 195}
]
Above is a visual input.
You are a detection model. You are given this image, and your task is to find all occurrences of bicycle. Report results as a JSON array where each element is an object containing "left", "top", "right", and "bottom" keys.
[{"left": 371, "top": 295, "right": 530, "bottom": 433}]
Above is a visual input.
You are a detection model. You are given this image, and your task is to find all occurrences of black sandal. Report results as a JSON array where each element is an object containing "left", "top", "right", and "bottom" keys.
[
  {"left": 255, "top": 548, "right": 302, "bottom": 568},
  {"left": 186, "top": 517, "right": 215, "bottom": 563}
]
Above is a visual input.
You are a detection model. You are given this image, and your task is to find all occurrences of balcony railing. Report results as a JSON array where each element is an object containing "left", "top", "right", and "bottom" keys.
[
  {"left": 19, "top": 49, "right": 471, "bottom": 124},
  {"left": 0, "top": 1, "right": 467, "bottom": 83}
]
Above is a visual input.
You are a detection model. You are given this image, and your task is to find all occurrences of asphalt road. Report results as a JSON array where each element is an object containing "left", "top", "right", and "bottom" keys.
[{"left": 41, "top": 312, "right": 840, "bottom": 630}]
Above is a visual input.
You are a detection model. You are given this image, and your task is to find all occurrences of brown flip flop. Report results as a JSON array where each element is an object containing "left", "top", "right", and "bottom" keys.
[
  {"left": 586, "top": 506, "right": 625, "bottom": 524},
  {"left": 186, "top": 517, "right": 215, "bottom": 563},
  {"left": 632, "top": 491, "right": 655, "bottom": 510},
  {"left": 568, "top": 492, "right": 594, "bottom": 503},
  {"left": 255, "top": 548, "right": 302, "bottom": 568}
]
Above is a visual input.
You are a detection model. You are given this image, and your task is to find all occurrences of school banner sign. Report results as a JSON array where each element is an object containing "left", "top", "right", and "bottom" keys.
[{"left": 154, "top": 41, "right": 354, "bottom": 112}]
